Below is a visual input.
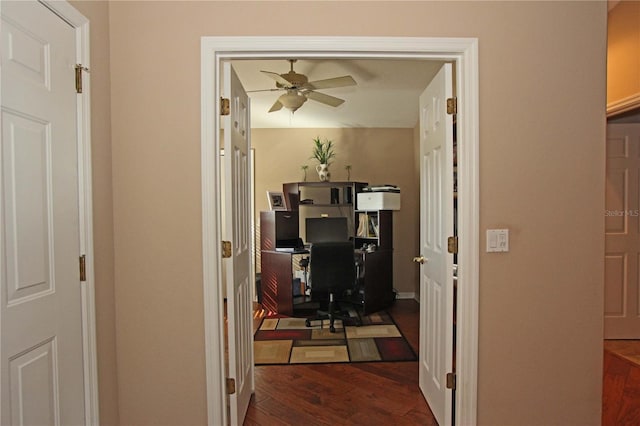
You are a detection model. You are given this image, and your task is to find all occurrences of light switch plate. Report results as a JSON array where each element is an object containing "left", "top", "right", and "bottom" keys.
[{"left": 486, "top": 229, "right": 509, "bottom": 252}]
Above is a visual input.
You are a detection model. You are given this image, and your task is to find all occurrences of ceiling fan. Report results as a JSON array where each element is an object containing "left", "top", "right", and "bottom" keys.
[{"left": 249, "top": 59, "right": 357, "bottom": 113}]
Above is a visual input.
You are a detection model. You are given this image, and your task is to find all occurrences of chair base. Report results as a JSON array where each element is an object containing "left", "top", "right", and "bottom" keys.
[{"left": 305, "top": 296, "right": 361, "bottom": 333}]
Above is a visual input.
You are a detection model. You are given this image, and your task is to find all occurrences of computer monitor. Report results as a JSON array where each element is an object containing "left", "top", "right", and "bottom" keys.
[{"left": 305, "top": 217, "right": 350, "bottom": 244}]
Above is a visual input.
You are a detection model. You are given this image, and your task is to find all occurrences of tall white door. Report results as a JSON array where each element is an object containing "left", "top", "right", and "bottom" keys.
[
  {"left": 418, "top": 63, "right": 455, "bottom": 426},
  {"left": 222, "top": 62, "right": 254, "bottom": 425},
  {"left": 604, "top": 123, "right": 640, "bottom": 339},
  {"left": 1, "top": 1, "right": 86, "bottom": 425}
]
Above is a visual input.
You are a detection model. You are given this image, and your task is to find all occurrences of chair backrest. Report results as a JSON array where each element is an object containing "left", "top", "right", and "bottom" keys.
[{"left": 309, "top": 241, "right": 356, "bottom": 293}]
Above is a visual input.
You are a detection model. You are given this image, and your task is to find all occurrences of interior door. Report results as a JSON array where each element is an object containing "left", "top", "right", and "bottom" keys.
[
  {"left": 604, "top": 123, "right": 640, "bottom": 338},
  {"left": 1, "top": 1, "right": 86, "bottom": 424},
  {"left": 418, "top": 63, "right": 455, "bottom": 426},
  {"left": 222, "top": 62, "right": 254, "bottom": 425}
]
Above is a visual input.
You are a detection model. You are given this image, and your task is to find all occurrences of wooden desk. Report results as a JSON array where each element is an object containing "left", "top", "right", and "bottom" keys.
[
  {"left": 260, "top": 248, "right": 394, "bottom": 316},
  {"left": 260, "top": 250, "right": 309, "bottom": 316}
]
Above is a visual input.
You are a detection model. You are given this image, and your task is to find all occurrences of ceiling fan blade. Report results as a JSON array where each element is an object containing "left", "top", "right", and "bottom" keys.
[
  {"left": 305, "top": 91, "right": 345, "bottom": 107},
  {"left": 261, "top": 70, "right": 293, "bottom": 87},
  {"left": 246, "top": 88, "right": 285, "bottom": 93},
  {"left": 268, "top": 99, "right": 283, "bottom": 112},
  {"left": 305, "top": 75, "right": 356, "bottom": 90}
]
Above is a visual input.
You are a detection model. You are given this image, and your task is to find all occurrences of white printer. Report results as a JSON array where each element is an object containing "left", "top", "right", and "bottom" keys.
[{"left": 357, "top": 185, "right": 401, "bottom": 210}]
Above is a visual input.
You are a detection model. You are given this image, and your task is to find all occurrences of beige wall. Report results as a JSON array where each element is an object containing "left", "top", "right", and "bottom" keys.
[
  {"left": 607, "top": 0, "right": 640, "bottom": 108},
  {"left": 107, "top": 4, "right": 208, "bottom": 425},
  {"left": 252, "top": 128, "right": 420, "bottom": 296},
  {"left": 68, "top": 1, "right": 119, "bottom": 425},
  {"left": 104, "top": 1, "right": 606, "bottom": 425}
]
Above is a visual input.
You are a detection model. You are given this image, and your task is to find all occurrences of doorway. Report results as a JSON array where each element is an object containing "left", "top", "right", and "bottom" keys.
[{"left": 201, "top": 36, "right": 479, "bottom": 426}]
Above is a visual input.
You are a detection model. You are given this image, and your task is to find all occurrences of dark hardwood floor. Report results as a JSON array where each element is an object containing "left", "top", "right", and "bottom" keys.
[
  {"left": 603, "top": 340, "right": 640, "bottom": 425},
  {"left": 245, "top": 299, "right": 437, "bottom": 426},
  {"left": 243, "top": 304, "right": 640, "bottom": 425}
]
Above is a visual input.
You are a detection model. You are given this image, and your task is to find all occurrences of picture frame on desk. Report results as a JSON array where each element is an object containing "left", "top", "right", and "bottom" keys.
[{"left": 267, "top": 191, "right": 287, "bottom": 210}]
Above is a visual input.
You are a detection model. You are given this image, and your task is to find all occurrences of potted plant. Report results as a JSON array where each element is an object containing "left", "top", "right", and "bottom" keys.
[{"left": 311, "top": 137, "right": 335, "bottom": 181}]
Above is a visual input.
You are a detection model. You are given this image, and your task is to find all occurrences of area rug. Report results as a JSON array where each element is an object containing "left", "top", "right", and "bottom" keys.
[{"left": 253, "top": 311, "right": 417, "bottom": 365}]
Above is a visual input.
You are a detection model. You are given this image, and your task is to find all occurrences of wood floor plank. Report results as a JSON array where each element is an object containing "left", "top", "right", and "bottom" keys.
[
  {"left": 603, "top": 350, "right": 628, "bottom": 425},
  {"left": 602, "top": 347, "right": 640, "bottom": 426},
  {"left": 245, "top": 299, "right": 435, "bottom": 425},
  {"left": 616, "top": 363, "right": 640, "bottom": 425}
]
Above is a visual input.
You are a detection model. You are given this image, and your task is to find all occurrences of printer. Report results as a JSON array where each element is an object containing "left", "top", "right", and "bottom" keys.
[{"left": 357, "top": 185, "right": 401, "bottom": 211}]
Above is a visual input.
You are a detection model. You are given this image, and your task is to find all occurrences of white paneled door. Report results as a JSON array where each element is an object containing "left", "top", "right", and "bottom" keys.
[
  {"left": 605, "top": 123, "right": 640, "bottom": 339},
  {"left": 418, "top": 63, "right": 455, "bottom": 426},
  {"left": 222, "top": 62, "right": 254, "bottom": 425},
  {"left": 1, "top": 1, "right": 86, "bottom": 424}
]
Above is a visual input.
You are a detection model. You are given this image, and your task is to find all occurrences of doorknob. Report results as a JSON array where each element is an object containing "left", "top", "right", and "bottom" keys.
[{"left": 412, "top": 256, "right": 427, "bottom": 264}]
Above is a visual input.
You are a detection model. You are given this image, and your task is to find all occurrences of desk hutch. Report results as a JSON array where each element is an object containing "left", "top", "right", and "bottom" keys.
[{"left": 260, "top": 181, "right": 395, "bottom": 316}]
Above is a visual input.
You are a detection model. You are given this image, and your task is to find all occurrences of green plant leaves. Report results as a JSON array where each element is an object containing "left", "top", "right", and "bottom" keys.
[{"left": 311, "top": 136, "right": 335, "bottom": 165}]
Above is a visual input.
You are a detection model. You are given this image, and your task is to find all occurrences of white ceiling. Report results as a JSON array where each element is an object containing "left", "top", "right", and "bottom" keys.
[{"left": 231, "top": 59, "right": 445, "bottom": 129}]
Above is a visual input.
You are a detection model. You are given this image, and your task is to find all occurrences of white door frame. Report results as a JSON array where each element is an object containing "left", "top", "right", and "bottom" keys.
[
  {"left": 0, "top": 1, "right": 99, "bottom": 424},
  {"left": 200, "top": 36, "right": 479, "bottom": 426}
]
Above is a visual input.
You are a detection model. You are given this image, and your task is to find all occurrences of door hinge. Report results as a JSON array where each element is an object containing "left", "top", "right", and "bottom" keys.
[
  {"left": 446, "top": 372, "right": 456, "bottom": 390},
  {"left": 447, "top": 236, "right": 458, "bottom": 254},
  {"left": 226, "top": 377, "right": 236, "bottom": 395},
  {"left": 446, "top": 97, "right": 457, "bottom": 115},
  {"left": 220, "top": 97, "right": 230, "bottom": 116},
  {"left": 79, "top": 255, "right": 86, "bottom": 282},
  {"left": 75, "top": 64, "right": 89, "bottom": 94},
  {"left": 222, "top": 241, "right": 232, "bottom": 258}
]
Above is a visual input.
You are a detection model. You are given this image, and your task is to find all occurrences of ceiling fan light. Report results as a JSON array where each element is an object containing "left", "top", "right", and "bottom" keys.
[{"left": 279, "top": 91, "right": 307, "bottom": 112}]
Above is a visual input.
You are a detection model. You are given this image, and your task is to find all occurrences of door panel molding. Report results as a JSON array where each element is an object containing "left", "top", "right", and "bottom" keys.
[{"left": 201, "top": 36, "right": 479, "bottom": 426}]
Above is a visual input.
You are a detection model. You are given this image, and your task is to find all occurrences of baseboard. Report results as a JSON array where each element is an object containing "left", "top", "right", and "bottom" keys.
[{"left": 396, "top": 292, "right": 418, "bottom": 302}]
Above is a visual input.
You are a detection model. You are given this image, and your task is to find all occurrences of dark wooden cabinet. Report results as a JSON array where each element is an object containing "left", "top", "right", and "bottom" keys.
[
  {"left": 353, "top": 209, "right": 394, "bottom": 314},
  {"left": 260, "top": 251, "right": 295, "bottom": 316},
  {"left": 260, "top": 211, "right": 299, "bottom": 250},
  {"left": 356, "top": 249, "right": 394, "bottom": 315},
  {"left": 259, "top": 210, "right": 310, "bottom": 315}
]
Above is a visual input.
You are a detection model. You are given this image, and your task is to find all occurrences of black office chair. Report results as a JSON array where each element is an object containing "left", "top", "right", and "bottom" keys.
[{"left": 304, "top": 241, "right": 360, "bottom": 333}]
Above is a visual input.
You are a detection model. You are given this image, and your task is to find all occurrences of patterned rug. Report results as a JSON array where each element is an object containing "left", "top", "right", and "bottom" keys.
[{"left": 253, "top": 311, "right": 417, "bottom": 365}]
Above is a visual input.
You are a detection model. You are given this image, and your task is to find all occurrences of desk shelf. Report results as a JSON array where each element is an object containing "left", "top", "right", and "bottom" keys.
[
  {"left": 354, "top": 210, "right": 392, "bottom": 250},
  {"left": 299, "top": 203, "right": 352, "bottom": 208},
  {"left": 283, "top": 181, "right": 367, "bottom": 211}
]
